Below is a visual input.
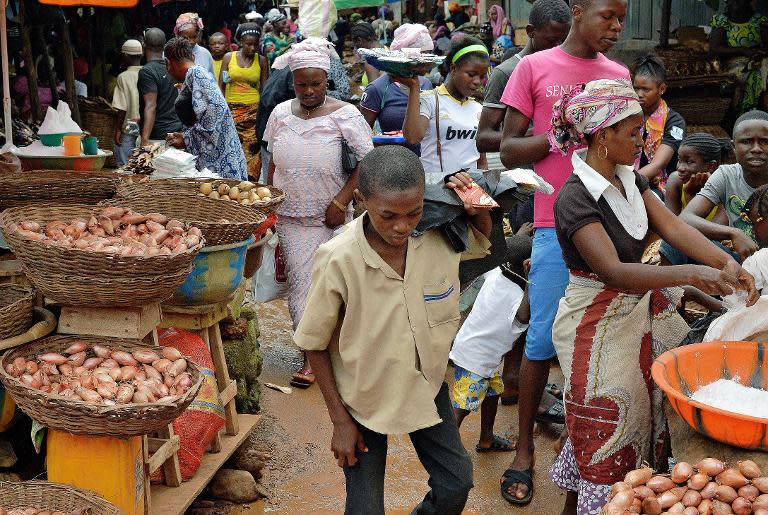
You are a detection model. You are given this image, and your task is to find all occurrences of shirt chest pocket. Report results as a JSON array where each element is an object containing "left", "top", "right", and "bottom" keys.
[{"left": 423, "top": 280, "right": 460, "bottom": 327}]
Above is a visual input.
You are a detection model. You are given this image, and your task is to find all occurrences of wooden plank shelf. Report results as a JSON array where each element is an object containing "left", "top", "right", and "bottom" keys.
[{"left": 149, "top": 413, "right": 260, "bottom": 515}]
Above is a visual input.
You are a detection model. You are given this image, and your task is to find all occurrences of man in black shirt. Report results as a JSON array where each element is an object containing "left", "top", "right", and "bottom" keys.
[{"left": 138, "top": 28, "right": 182, "bottom": 146}]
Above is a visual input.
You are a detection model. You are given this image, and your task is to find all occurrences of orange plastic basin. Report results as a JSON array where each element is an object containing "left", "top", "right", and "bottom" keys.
[{"left": 652, "top": 340, "right": 768, "bottom": 450}]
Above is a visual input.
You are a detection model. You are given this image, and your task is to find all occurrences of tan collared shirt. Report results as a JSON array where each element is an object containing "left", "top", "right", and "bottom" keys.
[
  {"left": 295, "top": 214, "right": 489, "bottom": 434},
  {"left": 112, "top": 66, "right": 142, "bottom": 126}
]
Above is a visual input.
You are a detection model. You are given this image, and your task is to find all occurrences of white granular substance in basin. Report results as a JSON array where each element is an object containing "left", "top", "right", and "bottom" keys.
[{"left": 691, "top": 378, "right": 768, "bottom": 419}]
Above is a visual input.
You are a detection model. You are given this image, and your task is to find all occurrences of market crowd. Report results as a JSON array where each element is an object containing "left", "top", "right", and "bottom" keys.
[{"left": 21, "top": 0, "right": 768, "bottom": 512}]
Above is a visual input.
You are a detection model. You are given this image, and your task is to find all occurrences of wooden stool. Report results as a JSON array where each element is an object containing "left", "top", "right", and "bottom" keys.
[
  {"left": 160, "top": 301, "right": 240, "bottom": 453},
  {"left": 51, "top": 303, "right": 182, "bottom": 515}
]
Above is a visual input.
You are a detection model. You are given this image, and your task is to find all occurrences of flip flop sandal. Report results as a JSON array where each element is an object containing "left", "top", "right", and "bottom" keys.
[
  {"left": 290, "top": 369, "right": 315, "bottom": 389},
  {"left": 545, "top": 383, "right": 564, "bottom": 400},
  {"left": 535, "top": 398, "right": 565, "bottom": 425},
  {"left": 500, "top": 394, "right": 519, "bottom": 406},
  {"left": 476, "top": 434, "right": 515, "bottom": 453},
  {"left": 501, "top": 467, "right": 534, "bottom": 505}
]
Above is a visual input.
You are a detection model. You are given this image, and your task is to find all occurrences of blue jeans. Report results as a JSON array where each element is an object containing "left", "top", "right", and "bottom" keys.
[
  {"left": 343, "top": 383, "right": 473, "bottom": 515},
  {"left": 525, "top": 228, "right": 569, "bottom": 361},
  {"left": 114, "top": 131, "right": 137, "bottom": 166},
  {"left": 659, "top": 240, "right": 742, "bottom": 265}
]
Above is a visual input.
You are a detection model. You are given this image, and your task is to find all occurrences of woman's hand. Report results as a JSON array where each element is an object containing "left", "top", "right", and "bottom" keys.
[
  {"left": 685, "top": 264, "right": 742, "bottom": 298},
  {"left": 731, "top": 230, "right": 759, "bottom": 260},
  {"left": 166, "top": 132, "right": 185, "bottom": 149},
  {"left": 389, "top": 75, "right": 420, "bottom": 90},
  {"left": 324, "top": 200, "right": 347, "bottom": 229},
  {"left": 683, "top": 172, "right": 710, "bottom": 192},
  {"left": 446, "top": 172, "right": 479, "bottom": 215},
  {"left": 331, "top": 418, "right": 367, "bottom": 468},
  {"left": 722, "top": 259, "right": 759, "bottom": 306}
]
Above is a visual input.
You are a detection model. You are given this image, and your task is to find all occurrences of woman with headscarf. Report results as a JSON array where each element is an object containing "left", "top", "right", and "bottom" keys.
[
  {"left": 359, "top": 23, "right": 435, "bottom": 155},
  {"left": 164, "top": 38, "right": 247, "bottom": 180},
  {"left": 174, "top": 12, "right": 216, "bottom": 79},
  {"left": 351, "top": 22, "right": 382, "bottom": 87},
  {"left": 220, "top": 23, "right": 269, "bottom": 166},
  {"left": 264, "top": 38, "right": 374, "bottom": 388},
  {"left": 544, "top": 79, "right": 757, "bottom": 513},
  {"left": 488, "top": 5, "right": 510, "bottom": 39},
  {"left": 263, "top": 9, "right": 294, "bottom": 66}
]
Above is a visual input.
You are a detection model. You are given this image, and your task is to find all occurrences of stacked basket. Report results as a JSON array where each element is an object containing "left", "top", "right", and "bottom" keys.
[
  {"left": 0, "top": 480, "right": 121, "bottom": 515},
  {"left": 0, "top": 284, "right": 34, "bottom": 340},
  {"left": 0, "top": 170, "right": 120, "bottom": 210}
]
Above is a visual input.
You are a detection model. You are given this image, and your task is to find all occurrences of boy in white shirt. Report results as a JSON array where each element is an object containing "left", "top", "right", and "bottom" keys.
[{"left": 450, "top": 235, "right": 531, "bottom": 452}]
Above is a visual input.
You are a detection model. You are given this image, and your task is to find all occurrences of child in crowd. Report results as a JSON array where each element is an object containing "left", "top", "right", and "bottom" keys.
[
  {"left": 208, "top": 32, "right": 229, "bottom": 81},
  {"left": 296, "top": 146, "right": 492, "bottom": 514},
  {"left": 681, "top": 111, "right": 768, "bottom": 262},
  {"left": 742, "top": 184, "right": 768, "bottom": 293},
  {"left": 632, "top": 54, "right": 686, "bottom": 197},
  {"left": 497, "top": 0, "right": 631, "bottom": 505},
  {"left": 450, "top": 236, "right": 531, "bottom": 453}
]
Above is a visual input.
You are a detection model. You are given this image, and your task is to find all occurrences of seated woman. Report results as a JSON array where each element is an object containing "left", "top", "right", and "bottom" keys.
[
  {"left": 680, "top": 111, "right": 768, "bottom": 263},
  {"left": 709, "top": 0, "right": 768, "bottom": 113},
  {"left": 545, "top": 79, "right": 757, "bottom": 513},
  {"left": 164, "top": 37, "right": 247, "bottom": 180}
]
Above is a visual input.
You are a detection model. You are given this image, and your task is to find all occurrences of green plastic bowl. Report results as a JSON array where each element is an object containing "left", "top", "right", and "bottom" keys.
[{"left": 39, "top": 132, "right": 81, "bottom": 147}]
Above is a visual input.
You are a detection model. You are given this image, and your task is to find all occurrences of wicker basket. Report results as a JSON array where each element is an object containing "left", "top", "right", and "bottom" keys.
[
  {"left": 117, "top": 178, "right": 286, "bottom": 216},
  {"left": 0, "top": 285, "right": 34, "bottom": 340},
  {"left": 79, "top": 101, "right": 118, "bottom": 169},
  {"left": 103, "top": 193, "right": 267, "bottom": 246},
  {"left": 671, "top": 97, "right": 732, "bottom": 126},
  {"left": 0, "top": 480, "right": 122, "bottom": 515},
  {"left": 0, "top": 169, "right": 120, "bottom": 209},
  {"left": 0, "top": 335, "right": 203, "bottom": 437},
  {"left": 0, "top": 205, "right": 202, "bottom": 307}
]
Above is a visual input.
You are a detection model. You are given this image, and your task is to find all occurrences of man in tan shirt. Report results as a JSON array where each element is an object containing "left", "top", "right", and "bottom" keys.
[
  {"left": 295, "top": 146, "right": 491, "bottom": 514},
  {"left": 112, "top": 39, "right": 143, "bottom": 166}
]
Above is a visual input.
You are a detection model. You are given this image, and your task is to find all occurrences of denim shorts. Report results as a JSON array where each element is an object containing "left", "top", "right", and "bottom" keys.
[
  {"left": 659, "top": 239, "right": 742, "bottom": 265},
  {"left": 525, "top": 228, "right": 569, "bottom": 361}
]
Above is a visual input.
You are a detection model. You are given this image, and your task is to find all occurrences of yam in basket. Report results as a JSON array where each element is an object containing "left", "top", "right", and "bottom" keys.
[
  {"left": 102, "top": 192, "right": 266, "bottom": 246},
  {"left": 0, "top": 205, "right": 203, "bottom": 307},
  {"left": 0, "top": 334, "right": 203, "bottom": 438},
  {"left": 0, "top": 480, "right": 122, "bottom": 515},
  {"left": 0, "top": 284, "right": 34, "bottom": 340},
  {"left": 117, "top": 177, "right": 285, "bottom": 216},
  {"left": 0, "top": 170, "right": 120, "bottom": 209}
]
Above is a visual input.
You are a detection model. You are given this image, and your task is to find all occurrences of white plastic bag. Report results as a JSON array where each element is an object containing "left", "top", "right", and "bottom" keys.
[
  {"left": 704, "top": 296, "right": 768, "bottom": 342},
  {"left": 298, "top": 0, "right": 337, "bottom": 39},
  {"left": 254, "top": 231, "right": 288, "bottom": 302}
]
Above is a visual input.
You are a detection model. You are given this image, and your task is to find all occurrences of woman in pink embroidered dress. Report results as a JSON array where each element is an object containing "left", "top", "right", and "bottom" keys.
[{"left": 264, "top": 38, "right": 373, "bottom": 388}]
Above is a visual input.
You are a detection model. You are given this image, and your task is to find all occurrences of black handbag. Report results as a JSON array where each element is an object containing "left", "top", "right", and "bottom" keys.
[{"left": 340, "top": 138, "right": 359, "bottom": 174}]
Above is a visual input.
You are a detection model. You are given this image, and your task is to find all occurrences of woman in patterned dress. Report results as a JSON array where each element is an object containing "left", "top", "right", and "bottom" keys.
[
  {"left": 264, "top": 38, "right": 373, "bottom": 388},
  {"left": 164, "top": 37, "right": 247, "bottom": 180}
]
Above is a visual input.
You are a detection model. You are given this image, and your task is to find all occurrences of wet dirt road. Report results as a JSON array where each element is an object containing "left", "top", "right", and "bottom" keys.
[{"left": 249, "top": 300, "right": 568, "bottom": 514}]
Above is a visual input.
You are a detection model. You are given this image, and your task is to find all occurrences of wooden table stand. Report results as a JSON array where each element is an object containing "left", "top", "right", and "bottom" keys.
[{"left": 50, "top": 302, "right": 183, "bottom": 515}]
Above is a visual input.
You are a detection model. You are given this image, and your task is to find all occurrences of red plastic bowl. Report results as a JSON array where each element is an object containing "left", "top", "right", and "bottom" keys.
[{"left": 652, "top": 340, "right": 768, "bottom": 450}]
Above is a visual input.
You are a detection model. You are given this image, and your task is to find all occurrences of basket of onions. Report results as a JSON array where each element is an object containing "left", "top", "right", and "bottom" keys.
[
  {"left": 0, "top": 480, "right": 121, "bottom": 515},
  {"left": 117, "top": 178, "right": 286, "bottom": 216},
  {"left": 102, "top": 192, "right": 266, "bottom": 247},
  {"left": 601, "top": 458, "right": 768, "bottom": 514},
  {"left": 0, "top": 334, "right": 203, "bottom": 438},
  {"left": 0, "top": 205, "right": 204, "bottom": 306}
]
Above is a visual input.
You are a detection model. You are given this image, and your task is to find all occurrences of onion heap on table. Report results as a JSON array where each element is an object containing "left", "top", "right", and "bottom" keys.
[
  {"left": 0, "top": 507, "right": 91, "bottom": 515},
  {"left": 602, "top": 458, "right": 768, "bottom": 514},
  {"left": 198, "top": 181, "right": 272, "bottom": 205},
  {"left": 8, "top": 207, "right": 202, "bottom": 256},
  {"left": 4, "top": 342, "right": 194, "bottom": 405}
]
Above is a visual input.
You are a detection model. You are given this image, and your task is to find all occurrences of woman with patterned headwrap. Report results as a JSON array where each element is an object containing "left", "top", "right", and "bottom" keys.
[
  {"left": 545, "top": 79, "right": 757, "bottom": 514},
  {"left": 263, "top": 38, "right": 373, "bottom": 388},
  {"left": 263, "top": 9, "right": 294, "bottom": 66},
  {"left": 174, "top": 12, "right": 216, "bottom": 79}
]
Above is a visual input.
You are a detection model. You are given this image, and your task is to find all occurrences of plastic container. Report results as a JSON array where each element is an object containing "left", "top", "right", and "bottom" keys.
[
  {"left": 47, "top": 430, "right": 145, "bottom": 515},
  {"left": 62, "top": 135, "right": 81, "bottom": 156},
  {"left": 82, "top": 136, "right": 99, "bottom": 155},
  {"left": 39, "top": 132, "right": 79, "bottom": 147},
  {"left": 169, "top": 236, "right": 254, "bottom": 305},
  {"left": 652, "top": 340, "right": 768, "bottom": 450}
]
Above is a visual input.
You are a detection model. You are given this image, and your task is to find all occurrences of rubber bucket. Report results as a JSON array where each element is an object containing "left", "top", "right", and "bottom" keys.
[{"left": 168, "top": 236, "right": 254, "bottom": 306}]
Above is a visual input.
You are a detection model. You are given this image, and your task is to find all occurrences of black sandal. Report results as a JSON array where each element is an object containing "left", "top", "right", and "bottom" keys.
[
  {"left": 501, "top": 467, "right": 534, "bottom": 505},
  {"left": 476, "top": 434, "right": 515, "bottom": 453},
  {"left": 535, "top": 398, "right": 565, "bottom": 425},
  {"left": 545, "top": 383, "right": 563, "bottom": 400},
  {"left": 500, "top": 394, "right": 519, "bottom": 406}
]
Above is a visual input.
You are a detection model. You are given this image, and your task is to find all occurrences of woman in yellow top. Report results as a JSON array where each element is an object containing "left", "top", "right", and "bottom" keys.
[{"left": 219, "top": 23, "right": 269, "bottom": 166}]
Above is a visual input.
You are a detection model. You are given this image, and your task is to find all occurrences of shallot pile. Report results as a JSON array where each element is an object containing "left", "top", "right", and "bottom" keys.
[
  {"left": 4, "top": 342, "right": 195, "bottom": 405},
  {"left": 199, "top": 181, "right": 273, "bottom": 205},
  {"left": 602, "top": 458, "right": 768, "bottom": 514},
  {"left": 0, "top": 507, "right": 91, "bottom": 515},
  {"left": 8, "top": 207, "right": 202, "bottom": 257}
]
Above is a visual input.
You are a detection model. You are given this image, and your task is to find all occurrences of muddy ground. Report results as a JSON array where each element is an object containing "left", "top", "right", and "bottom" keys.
[{"left": 241, "top": 299, "right": 568, "bottom": 514}]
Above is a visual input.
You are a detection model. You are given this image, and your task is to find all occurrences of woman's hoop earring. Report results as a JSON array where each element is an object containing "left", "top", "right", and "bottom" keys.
[{"left": 598, "top": 144, "right": 608, "bottom": 160}]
